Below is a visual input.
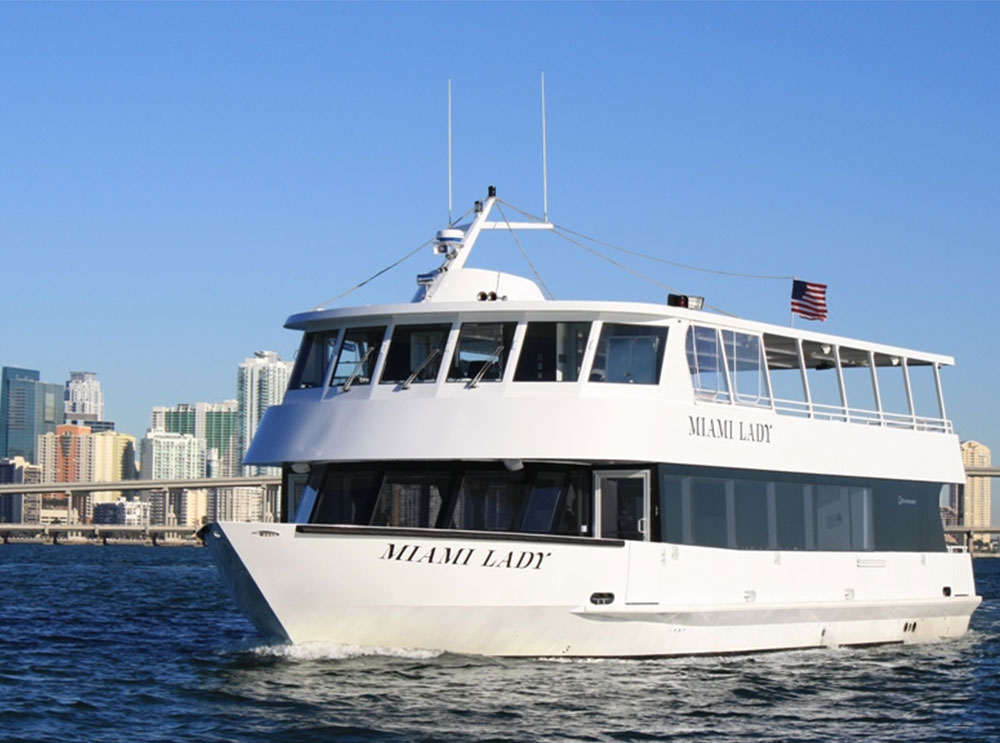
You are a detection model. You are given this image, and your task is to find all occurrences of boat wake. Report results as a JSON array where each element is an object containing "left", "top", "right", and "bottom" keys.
[{"left": 250, "top": 641, "right": 445, "bottom": 662}]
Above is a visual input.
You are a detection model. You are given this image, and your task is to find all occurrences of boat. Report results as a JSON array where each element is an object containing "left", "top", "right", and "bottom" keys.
[{"left": 204, "top": 186, "right": 980, "bottom": 656}]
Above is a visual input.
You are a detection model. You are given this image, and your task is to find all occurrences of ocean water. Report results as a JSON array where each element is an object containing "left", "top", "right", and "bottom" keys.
[{"left": 0, "top": 545, "right": 997, "bottom": 743}]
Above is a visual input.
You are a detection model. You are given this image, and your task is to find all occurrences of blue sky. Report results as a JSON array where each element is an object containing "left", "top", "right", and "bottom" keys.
[{"left": 2, "top": 2, "right": 999, "bottom": 513}]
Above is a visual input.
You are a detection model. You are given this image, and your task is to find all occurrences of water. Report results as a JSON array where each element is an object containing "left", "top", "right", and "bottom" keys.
[{"left": 1, "top": 546, "right": 997, "bottom": 743}]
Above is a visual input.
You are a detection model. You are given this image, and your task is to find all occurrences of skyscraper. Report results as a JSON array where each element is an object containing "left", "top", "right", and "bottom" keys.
[
  {"left": 0, "top": 456, "right": 42, "bottom": 523},
  {"left": 1, "top": 367, "right": 64, "bottom": 463},
  {"left": 139, "top": 430, "right": 206, "bottom": 481},
  {"left": 151, "top": 401, "right": 239, "bottom": 477},
  {"left": 959, "top": 440, "right": 991, "bottom": 530},
  {"left": 236, "top": 351, "right": 292, "bottom": 476},
  {"left": 65, "top": 371, "right": 104, "bottom": 422}
]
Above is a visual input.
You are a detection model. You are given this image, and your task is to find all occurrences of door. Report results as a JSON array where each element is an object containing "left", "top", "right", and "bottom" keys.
[
  {"left": 594, "top": 470, "right": 658, "bottom": 604},
  {"left": 594, "top": 471, "right": 650, "bottom": 541}
]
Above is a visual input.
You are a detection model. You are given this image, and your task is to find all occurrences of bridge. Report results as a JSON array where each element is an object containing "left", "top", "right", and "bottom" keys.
[
  {"left": 0, "top": 476, "right": 281, "bottom": 546},
  {"left": 0, "top": 523, "right": 202, "bottom": 546},
  {"left": 0, "top": 476, "right": 280, "bottom": 495}
]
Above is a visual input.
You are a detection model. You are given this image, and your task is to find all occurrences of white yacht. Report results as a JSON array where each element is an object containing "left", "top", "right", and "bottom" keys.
[{"left": 205, "top": 187, "right": 980, "bottom": 657}]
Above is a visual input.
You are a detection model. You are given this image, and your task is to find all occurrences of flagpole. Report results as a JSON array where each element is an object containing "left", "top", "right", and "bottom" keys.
[{"left": 789, "top": 276, "right": 796, "bottom": 328}]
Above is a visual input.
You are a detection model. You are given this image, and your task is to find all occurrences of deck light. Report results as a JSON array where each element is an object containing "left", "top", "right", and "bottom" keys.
[{"left": 667, "top": 294, "right": 704, "bottom": 310}]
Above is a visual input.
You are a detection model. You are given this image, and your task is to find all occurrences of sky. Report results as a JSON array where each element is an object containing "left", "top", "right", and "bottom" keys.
[{"left": 2, "top": 2, "right": 999, "bottom": 516}]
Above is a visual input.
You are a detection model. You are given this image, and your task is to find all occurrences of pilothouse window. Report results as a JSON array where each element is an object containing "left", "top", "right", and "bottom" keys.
[
  {"left": 330, "top": 327, "right": 385, "bottom": 387},
  {"left": 289, "top": 331, "right": 339, "bottom": 389},
  {"left": 589, "top": 324, "right": 667, "bottom": 384},
  {"left": 380, "top": 324, "right": 451, "bottom": 385},
  {"left": 447, "top": 323, "right": 516, "bottom": 383},
  {"left": 514, "top": 322, "right": 591, "bottom": 382}
]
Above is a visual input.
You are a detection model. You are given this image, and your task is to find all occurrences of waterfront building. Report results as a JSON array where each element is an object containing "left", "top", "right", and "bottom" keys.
[
  {"left": 139, "top": 430, "right": 206, "bottom": 480},
  {"left": 95, "top": 498, "right": 150, "bottom": 527},
  {"left": 0, "top": 367, "right": 64, "bottom": 463},
  {"left": 236, "top": 351, "right": 292, "bottom": 476},
  {"left": 64, "top": 371, "right": 104, "bottom": 422},
  {"left": 959, "top": 440, "right": 991, "bottom": 533},
  {"left": 0, "top": 456, "right": 42, "bottom": 523},
  {"left": 151, "top": 401, "right": 239, "bottom": 477}
]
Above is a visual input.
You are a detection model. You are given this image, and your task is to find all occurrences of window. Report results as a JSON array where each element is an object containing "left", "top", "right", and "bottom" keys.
[
  {"left": 802, "top": 340, "right": 845, "bottom": 420},
  {"left": 310, "top": 469, "right": 380, "bottom": 524},
  {"left": 734, "top": 480, "right": 768, "bottom": 549},
  {"left": 447, "top": 323, "right": 517, "bottom": 383},
  {"left": 370, "top": 471, "right": 450, "bottom": 527},
  {"left": 521, "top": 472, "right": 565, "bottom": 532},
  {"left": 686, "top": 326, "right": 730, "bottom": 401},
  {"left": 691, "top": 478, "right": 728, "bottom": 548},
  {"left": 590, "top": 324, "right": 667, "bottom": 384},
  {"left": 653, "top": 464, "right": 941, "bottom": 552},
  {"left": 289, "top": 331, "right": 340, "bottom": 390},
  {"left": 330, "top": 327, "right": 385, "bottom": 387},
  {"left": 763, "top": 334, "right": 809, "bottom": 417},
  {"left": 448, "top": 471, "right": 525, "bottom": 531},
  {"left": 514, "top": 322, "right": 591, "bottom": 382},
  {"left": 380, "top": 324, "right": 451, "bottom": 386},
  {"left": 722, "top": 330, "right": 771, "bottom": 407}
]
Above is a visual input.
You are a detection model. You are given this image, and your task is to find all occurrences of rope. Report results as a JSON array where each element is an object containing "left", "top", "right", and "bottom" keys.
[
  {"left": 499, "top": 200, "right": 794, "bottom": 281},
  {"left": 495, "top": 203, "right": 554, "bottom": 300},
  {"left": 548, "top": 228, "right": 736, "bottom": 316},
  {"left": 310, "top": 239, "right": 433, "bottom": 309}
]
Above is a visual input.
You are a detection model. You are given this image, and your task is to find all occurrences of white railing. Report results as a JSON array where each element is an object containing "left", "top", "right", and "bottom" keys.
[{"left": 701, "top": 393, "right": 955, "bottom": 434}]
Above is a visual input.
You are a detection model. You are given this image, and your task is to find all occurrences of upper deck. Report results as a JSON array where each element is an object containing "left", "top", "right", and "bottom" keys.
[{"left": 245, "top": 191, "right": 962, "bottom": 484}]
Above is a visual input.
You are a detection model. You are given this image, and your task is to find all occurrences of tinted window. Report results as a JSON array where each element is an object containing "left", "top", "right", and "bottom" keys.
[
  {"left": 370, "top": 471, "right": 449, "bottom": 527},
  {"left": 448, "top": 323, "right": 517, "bottom": 383},
  {"left": 289, "top": 331, "right": 339, "bottom": 390},
  {"left": 380, "top": 324, "right": 451, "bottom": 385},
  {"left": 311, "top": 469, "right": 379, "bottom": 524},
  {"left": 330, "top": 327, "right": 385, "bottom": 387},
  {"left": 514, "top": 322, "right": 591, "bottom": 382}
]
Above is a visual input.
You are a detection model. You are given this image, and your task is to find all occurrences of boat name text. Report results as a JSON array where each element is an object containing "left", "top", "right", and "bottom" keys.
[
  {"left": 689, "top": 415, "right": 772, "bottom": 444},
  {"left": 379, "top": 543, "right": 551, "bottom": 570}
]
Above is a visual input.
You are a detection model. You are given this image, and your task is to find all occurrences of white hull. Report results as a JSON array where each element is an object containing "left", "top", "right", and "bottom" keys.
[{"left": 207, "top": 522, "right": 980, "bottom": 657}]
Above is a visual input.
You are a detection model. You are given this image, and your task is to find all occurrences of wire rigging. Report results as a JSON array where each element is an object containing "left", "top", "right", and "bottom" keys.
[
  {"left": 310, "top": 239, "right": 432, "bottom": 310},
  {"left": 495, "top": 203, "right": 554, "bottom": 300},
  {"left": 499, "top": 200, "right": 794, "bottom": 281}
]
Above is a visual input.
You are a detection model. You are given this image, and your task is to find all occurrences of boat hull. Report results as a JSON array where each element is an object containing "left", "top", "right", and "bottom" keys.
[{"left": 206, "top": 521, "right": 980, "bottom": 657}]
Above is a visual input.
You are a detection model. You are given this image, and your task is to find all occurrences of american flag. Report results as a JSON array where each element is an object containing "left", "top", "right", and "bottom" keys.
[{"left": 790, "top": 280, "right": 828, "bottom": 321}]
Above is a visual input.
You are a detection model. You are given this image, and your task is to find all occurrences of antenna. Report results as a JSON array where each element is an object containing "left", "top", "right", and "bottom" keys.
[
  {"left": 540, "top": 71, "right": 549, "bottom": 222},
  {"left": 447, "top": 78, "right": 453, "bottom": 225}
]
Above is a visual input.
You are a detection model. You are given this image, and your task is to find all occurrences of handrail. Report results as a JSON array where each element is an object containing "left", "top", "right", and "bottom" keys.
[
  {"left": 468, "top": 345, "right": 504, "bottom": 388},
  {"left": 342, "top": 346, "right": 376, "bottom": 391},
  {"left": 401, "top": 348, "right": 442, "bottom": 390}
]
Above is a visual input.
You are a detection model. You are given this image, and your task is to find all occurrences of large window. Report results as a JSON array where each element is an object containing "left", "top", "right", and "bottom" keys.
[
  {"left": 686, "top": 325, "right": 730, "bottom": 401},
  {"left": 330, "top": 327, "right": 385, "bottom": 387},
  {"left": 514, "top": 322, "right": 591, "bottom": 382},
  {"left": 370, "top": 471, "right": 450, "bottom": 527},
  {"left": 654, "top": 464, "right": 942, "bottom": 552},
  {"left": 722, "top": 330, "right": 771, "bottom": 407},
  {"left": 447, "top": 323, "right": 517, "bottom": 383},
  {"left": 306, "top": 463, "right": 591, "bottom": 536},
  {"left": 380, "top": 324, "right": 451, "bottom": 386},
  {"left": 590, "top": 323, "right": 668, "bottom": 384},
  {"left": 288, "top": 331, "right": 339, "bottom": 390}
]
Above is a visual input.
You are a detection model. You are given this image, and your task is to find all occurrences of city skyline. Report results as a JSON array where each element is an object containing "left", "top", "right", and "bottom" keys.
[{"left": 2, "top": 3, "right": 999, "bottom": 514}]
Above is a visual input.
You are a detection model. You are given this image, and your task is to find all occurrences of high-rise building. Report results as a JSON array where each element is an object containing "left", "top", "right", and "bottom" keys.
[
  {"left": 1, "top": 367, "right": 64, "bottom": 463},
  {"left": 236, "top": 351, "right": 292, "bottom": 476},
  {"left": 64, "top": 371, "right": 104, "bottom": 421},
  {"left": 37, "top": 425, "right": 95, "bottom": 484},
  {"left": 151, "top": 401, "right": 239, "bottom": 477},
  {"left": 959, "top": 440, "right": 991, "bottom": 530},
  {"left": 139, "top": 430, "right": 206, "bottom": 481}
]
